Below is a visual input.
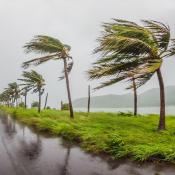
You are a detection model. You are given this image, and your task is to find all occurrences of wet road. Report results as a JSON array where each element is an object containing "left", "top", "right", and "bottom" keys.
[{"left": 0, "top": 112, "right": 175, "bottom": 175}]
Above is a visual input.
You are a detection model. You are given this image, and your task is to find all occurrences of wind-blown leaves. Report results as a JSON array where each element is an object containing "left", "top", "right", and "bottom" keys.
[
  {"left": 0, "top": 82, "right": 21, "bottom": 105},
  {"left": 22, "top": 54, "right": 59, "bottom": 68},
  {"left": 142, "top": 20, "right": 170, "bottom": 53},
  {"left": 59, "top": 58, "right": 74, "bottom": 80},
  {"left": 22, "top": 35, "right": 74, "bottom": 117},
  {"left": 165, "top": 39, "right": 175, "bottom": 57},
  {"left": 18, "top": 70, "right": 45, "bottom": 94},
  {"left": 24, "top": 35, "right": 66, "bottom": 54},
  {"left": 88, "top": 19, "right": 175, "bottom": 92},
  {"left": 94, "top": 76, "right": 126, "bottom": 90},
  {"left": 22, "top": 35, "right": 74, "bottom": 80}
]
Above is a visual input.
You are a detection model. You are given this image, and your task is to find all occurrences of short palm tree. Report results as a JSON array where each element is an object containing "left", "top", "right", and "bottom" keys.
[
  {"left": 20, "top": 87, "right": 30, "bottom": 108},
  {"left": 91, "top": 19, "right": 175, "bottom": 130},
  {"left": 0, "top": 90, "right": 12, "bottom": 106},
  {"left": 5, "top": 82, "right": 21, "bottom": 107},
  {"left": 18, "top": 70, "right": 45, "bottom": 113},
  {"left": 22, "top": 35, "right": 74, "bottom": 118}
]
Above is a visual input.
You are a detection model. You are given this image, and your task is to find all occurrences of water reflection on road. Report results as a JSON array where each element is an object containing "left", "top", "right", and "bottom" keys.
[{"left": 0, "top": 112, "right": 175, "bottom": 175}]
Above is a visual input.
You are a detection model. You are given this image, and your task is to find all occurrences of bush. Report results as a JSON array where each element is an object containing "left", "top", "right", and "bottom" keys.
[
  {"left": 31, "top": 101, "right": 39, "bottom": 108},
  {"left": 19, "top": 102, "right": 25, "bottom": 108},
  {"left": 61, "top": 103, "right": 69, "bottom": 110}
]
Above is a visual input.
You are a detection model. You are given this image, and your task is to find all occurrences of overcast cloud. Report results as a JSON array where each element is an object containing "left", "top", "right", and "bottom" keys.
[{"left": 0, "top": 0, "right": 175, "bottom": 108}]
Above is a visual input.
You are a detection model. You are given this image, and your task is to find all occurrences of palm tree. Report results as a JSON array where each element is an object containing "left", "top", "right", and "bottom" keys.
[
  {"left": 18, "top": 70, "right": 45, "bottom": 113},
  {"left": 0, "top": 90, "right": 12, "bottom": 106},
  {"left": 88, "top": 61, "right": 152, "bottom": 116},
  {"left": 44, "top": 92, "right": 48, "bottom": 110},
  {"left": 5, "top": 82, "right": 21, "bottom": 107},
  {"left": 90, "top": 19, "right": 175, "bottom": 130},
  {"left": 20, "top": 87, "right": 30, "bottom": 108},
  {"left": 22, "top": 35, "right": 74, "bottom": 118}
]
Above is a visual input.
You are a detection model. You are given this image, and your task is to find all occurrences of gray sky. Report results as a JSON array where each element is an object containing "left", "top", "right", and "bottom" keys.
[{"left": 0, "top": 0, "right": 175, "bottom": 108}]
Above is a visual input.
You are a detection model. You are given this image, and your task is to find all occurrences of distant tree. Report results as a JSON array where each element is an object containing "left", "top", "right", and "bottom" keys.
[
  {"left": 18, "top": 70, "right": 45, "bottom": 113},
  {"left": 31, "top": 101, "right": 39, "bottom": 108},
  {"left": 19, "top": 102, "right": 25, "bottom": 108},
  {"left": 87, "top": 85, "right": 91, "bottom": 113},
  {"left": 44, "top": 93, "right": 48, "bottom": 109},
  {"left": 5, "top": 82, "right": 21, "bottom": 107},
  {"left": 61, "top": 102, "right": 69, "bottom": 111},
  {"left": 0, "top": 90, "right": 12, "bottom": 106},
  {"left": 22, "top": 35, "right": 74, "bottom": 118},
  {"left": 19, "top": 87, "right": 30, "bottom": 108}
]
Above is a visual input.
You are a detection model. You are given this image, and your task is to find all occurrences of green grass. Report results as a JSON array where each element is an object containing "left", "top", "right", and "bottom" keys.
[{"left": 1, "top": 106, "right": 175, "bottom": 163}]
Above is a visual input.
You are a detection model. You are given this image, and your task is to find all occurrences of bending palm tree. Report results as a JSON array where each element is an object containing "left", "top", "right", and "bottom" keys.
[
  {"left": 88, "top": 61, "right": 152, "bottom": 116},
  {"left": 0, "top": 90, "right": 12, "bottom": 106},
  {"left": 5, "top": 82, "right": 21, "bottom": 107},
  {"left": 90, "top": 19, "right": 175, "bottom": 130},
  {"left": 22, "top": 35, "right": 74, "bottom": 118},
  {"left": 18, "top": 70, "right": 45, "bottom": 113}
]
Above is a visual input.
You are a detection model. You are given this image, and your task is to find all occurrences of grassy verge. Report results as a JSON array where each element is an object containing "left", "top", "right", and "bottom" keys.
[{"left": 1, "top": 106, "right": 175, "bottom": 163}]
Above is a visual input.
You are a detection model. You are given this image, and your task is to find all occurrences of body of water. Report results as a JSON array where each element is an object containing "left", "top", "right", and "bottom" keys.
[
  {"left": 0, "top": 112, "right": 175, "bottom": 175},
  {"left": 75, "top": 106, "right": 175, "bottom": 115}
]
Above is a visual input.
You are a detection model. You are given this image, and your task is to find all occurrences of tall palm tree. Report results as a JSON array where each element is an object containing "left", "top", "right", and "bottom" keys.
[
  {"left": 90, "top": 19, "right": 175, "bottom": 130},
  {"left": 22, "top": 35, "right": 74, "bottom": 118},
  {"left": 18, "top": 70, "right": 45, "bottom": 113}
]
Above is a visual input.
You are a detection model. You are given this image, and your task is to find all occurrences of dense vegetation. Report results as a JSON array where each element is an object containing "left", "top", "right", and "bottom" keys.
[{"left": 2, "top": 107, "right": 175, "bottom": 163}]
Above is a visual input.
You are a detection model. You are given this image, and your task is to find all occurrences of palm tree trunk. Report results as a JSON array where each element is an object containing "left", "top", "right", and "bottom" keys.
[
  {"left": 87, "top": 85, "right": 91, "bottom": 113},
  {"left": 38, "top": 89, "right": 41, "bottom": 113},
  {"left": 63, "top": 58, "right": 74, "bottom": 118},
  {"left": 15, "top": 98, "right": 18, "bottom": 107},
  {"left": 132, "top": 78, "right": 137, "bottom": 116},
  {"left": 24, "top": 93, "right": 27, "bottom": 109},
  {"left": 156, "top": 68, "right": 166, "bottom": 130},
  {"left": 44, "top": 93, "right": 48, "bottom": 109}
]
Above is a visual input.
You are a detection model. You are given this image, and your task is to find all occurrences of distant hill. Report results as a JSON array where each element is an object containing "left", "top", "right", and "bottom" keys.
[{"left": 73, "top": 86, "right": 175, "bottom": 108}]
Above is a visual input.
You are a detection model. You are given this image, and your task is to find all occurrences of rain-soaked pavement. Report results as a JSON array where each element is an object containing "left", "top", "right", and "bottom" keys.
[{"left": 0, "top": 112, "right": 175, "bottom": 175}]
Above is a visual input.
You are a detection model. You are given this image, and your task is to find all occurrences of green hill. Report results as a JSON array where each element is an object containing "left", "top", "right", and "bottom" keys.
[{"left": 73, "top": 86, "right": 175, "bottom": 108}]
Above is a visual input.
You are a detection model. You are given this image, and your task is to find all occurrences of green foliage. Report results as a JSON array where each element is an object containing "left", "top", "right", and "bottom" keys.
[
  {"left": 31, "top": 101, "right": 39, "bottom": 108},
  {"left": 0, "top": 82, "right": 21, "bottom": 106},
  {"left": 18, "top": 70, "right": 45, "bottom": 94},
  {"left": 2, "top": 107, "right": 175, "bottom": 163},
  {"left": 88, "top": 19, "right": 175, "bottom": 90},
  {"left": 22, "top": 35, "right": 73, "bottom": 80},
  {"left": 18, "top": 102, "right": 25, "bottom": 108},
  {"left": 61, "top": 103, "right": 69, "bottom": 110}
]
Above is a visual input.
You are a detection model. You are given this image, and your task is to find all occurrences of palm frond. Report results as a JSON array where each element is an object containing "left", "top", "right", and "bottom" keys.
[
  {"left": 59, "top": 58, "right": 74, "bottom": 80},
  {"left": 94, "top": 76, "right": 126, "bottom": 90},
  {"left": 24, "top": 35, "right": 66, "bottom": 54},
  {"left": 142, "top": 20, "right": 170, "bottom": 53},
  {"left": 22, "top": 54, "right": 59, "bottom": 68},
  {"left": 18, "top": 70, "right": 45, "bottom": 94},
  {"left": 127, "top": 73, "right": 154, "bottom": 89}
]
